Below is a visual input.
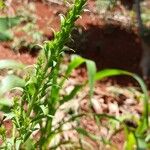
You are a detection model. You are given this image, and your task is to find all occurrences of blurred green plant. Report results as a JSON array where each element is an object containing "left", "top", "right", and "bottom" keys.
[
  {"left": 94, "top": 69, "right": 149, "bottom": 149},
  {"left": 0, "top": 0, "right": 87, "bottom": 149},
  {"left": 0, "top": 16, "right": 21, "bottom": 41},
  {"left": 0, "top": 59, "right": 25, "bottom": 113},
  {"left": 0, "top": 2, "right": 44, "bottom": 53},
  {"left": 0, "top": 0, "right": 5, "bottom": 9},
  {"left": 0, "top": 0, "right": 149, "bottom": 149}
]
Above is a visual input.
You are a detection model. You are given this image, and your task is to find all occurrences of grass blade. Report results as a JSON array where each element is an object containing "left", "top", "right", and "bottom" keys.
[
  {"left": 0, "top": 75, "right": 25, "bottom": 95},
  {"left": 60, "top": 84, "right": 83, "bottom": 105},
  {"left": 0, "top": 59, "right": 25, "bottom": 70},
  {"left": 95, "top": 69, "right": 149, "bottom": 133},
  {"left": 86, "top": 59, "right": 97, "bottom": 99},
  {"left": 124, "top": 132, "right": 136, "bottom": 150}
]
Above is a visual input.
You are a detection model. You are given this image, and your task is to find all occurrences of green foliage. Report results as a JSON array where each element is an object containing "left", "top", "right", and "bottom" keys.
[
  {"left": 0, "top": 60, "right": 25, "bottom": 113},
  {"left": 0, "top": 17, "right": 20, "bottom": 31},
  {"left": 0, "top": 59, "right": 25, "bottom": 70},
  {"left": 0, "top": 60, "right": 25, "bottom": 96},
  {"left": 95, "top": 69, "right": 149, "bottom": 149},
  {"left": 0, "top": 17, "right": 21, "bottom": 41},
  {"left": 0, "top": 0, "right": 5, "bottom": 9},
  {"left": 0, "top": 0, "right": 149, "bottom": 149},
  {"left": 0, "top": 0, "right": 87, "bottom": 149},
  {"left": 86, "top": 60, "right": 96, "bottom": 99},
  {"left": 0, "top": 75, "right": 25, "bottom": 95}
]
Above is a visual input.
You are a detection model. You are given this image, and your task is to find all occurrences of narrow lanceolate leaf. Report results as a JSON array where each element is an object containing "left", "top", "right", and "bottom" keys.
[
  {"left": 0, "top": 98, "right": 13, "bottom": 107},
  {"left": 95, "top": 69, "right": 149, "bottom": 132},
  {"left": 60, "top": 84, "right": 83, "bottom": 104},
  {"left": 0, "top": 98, "right": 13, "bottom": 113},
  {"left": 0, "top": 16, "right": 21, "bottom": 41},
  {"left": 0, "top": 59, "right": 25, "bottom": 70},
  {"left": 94, "top": 113, "right": 120, "bottom": 122},
  {"left": 66, "top": 55, "right": 85, "bottom": 76},
  {"left": 124, "top": 132, "right": 136, "bottom": 150},
  {"left": 86, "top": 59, "right": 96, "bottom": 98},
  {"left": 0, "top": 30, "right": 13, "bottom": 41},
  {"left": 94, "top": 69, "right": 128, "bottom": 81},
  {"left": 136, "top": 138, "right": 148, "bottom": 150},
  {"left": 59, "top": 55, "right": 85, "bottom": 86},
  {"left": 76, "top": 127, "right": 102, "bottom": 141},
  {"left": 0, "top": 75, "right": 25, "bottom": 95}
]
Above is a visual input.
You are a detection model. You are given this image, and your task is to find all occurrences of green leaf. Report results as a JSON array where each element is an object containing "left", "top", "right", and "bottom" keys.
[
  {"left": 136, "top": 138, "right": 147, "bottom": 150},
  {"left": 22, "top": 138, "right": 35, "bottom": 150},
  {"left": 0, "top": 98, "right": 13, "bottom": 113},
  {"left": 95, "top": 69, "right": 128, "bottom": 81},
  {"left": 86, "top": 59, "right": 96, "bottom": 99},
  {"left": 59, "top": 14, "right": 66, "bottom": 26},
  {"left": 59, "top": 55, "right": 85, "bottom": 87},
  {"left": 124, "top": 132, "right": 136, "bottom": 150},
  {"left": 0, "top": 98, "right": 13, "bottom": 107},
  {"left": 0, "top": 75, "right": 25, "bottom": 95},
  {"left": 145, "top": 134, "right": 150, "bottom": 142},
  {"left": 66, "top": 55, "right": 85, "bottom": 76},
  {"left": 0, "top": 16, "right": 21, "bottom": 41},
  {"left": 0, "top": 59, "right": 25, "bottom": 70},
  {"left": 40, "top": 105, "right": 49, "bottom": 115},
  {"left": 25, "top": 78, "right": 36, "bottom": 97},
  {"left": 0, "top": 0, "right": 5, "bottom": 9},
  {"left": 95, "top": 69, "right": 149, "bottom": 131},
  {"left": 4, "top": 112, "right": 15, "bottom": 120},
  {"left": 0, "top": 16, "right": 21, "bottom": 31},
  {"left": 95, "top": 113, "right": 120, "bottom": 122},
  {"left": 76, "top": 127, "right": 102, "bottom": 141},
  {"left": 60, "top": 84, "right": 83, "bottom": 105},
  {"left": 15, "top": 139, "right": 22, "bottom": 150},
  {"left": 0, "top": 30, "right": 13, "bottom": 41}
]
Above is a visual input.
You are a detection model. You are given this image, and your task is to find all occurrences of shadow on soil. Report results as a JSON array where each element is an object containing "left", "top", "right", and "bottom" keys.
[{"left": 67, "top": 23, "right": 143, "bottom": 85}]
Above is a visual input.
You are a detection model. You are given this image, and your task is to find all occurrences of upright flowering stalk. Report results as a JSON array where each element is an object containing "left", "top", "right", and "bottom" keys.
[{"left": 11, "top": 0, "right": 87, "bottom": 149}]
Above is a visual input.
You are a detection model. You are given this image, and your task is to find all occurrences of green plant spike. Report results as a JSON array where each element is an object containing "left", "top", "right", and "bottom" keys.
[{"left": 10, "top": 0, "right": 87, "bottom": 149}]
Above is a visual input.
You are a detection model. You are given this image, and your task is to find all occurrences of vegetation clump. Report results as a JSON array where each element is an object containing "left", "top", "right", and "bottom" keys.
[{"left": 0, "top": 0, "right": 149, "bottom": 149}]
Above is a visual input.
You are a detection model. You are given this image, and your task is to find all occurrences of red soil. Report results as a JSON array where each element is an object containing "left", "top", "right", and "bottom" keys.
[
  {"left": 0, "top": 0, "right": 147, "bottom": 149},
  {"left": 0, "top": 1, "right": 143, "bottom": 75}
]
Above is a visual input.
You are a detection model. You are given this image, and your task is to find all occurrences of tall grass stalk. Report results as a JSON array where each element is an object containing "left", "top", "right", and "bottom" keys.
[
  {"left": 11, "top": 0, "right": 87, "bottom": 149},
  {"left": 0, "top": 0, "right": 149, "bottom": 149}
]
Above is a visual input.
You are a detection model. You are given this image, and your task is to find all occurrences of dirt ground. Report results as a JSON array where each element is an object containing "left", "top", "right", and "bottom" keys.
[
  {"left": 0, "top": 0, "right": 148, "bottom": 149},
  {"left": 1, "top": 0, "right": 143, "bottom": 73},
  {"left": 3, "top": 0, "right": 144, "bottom": 79}
]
